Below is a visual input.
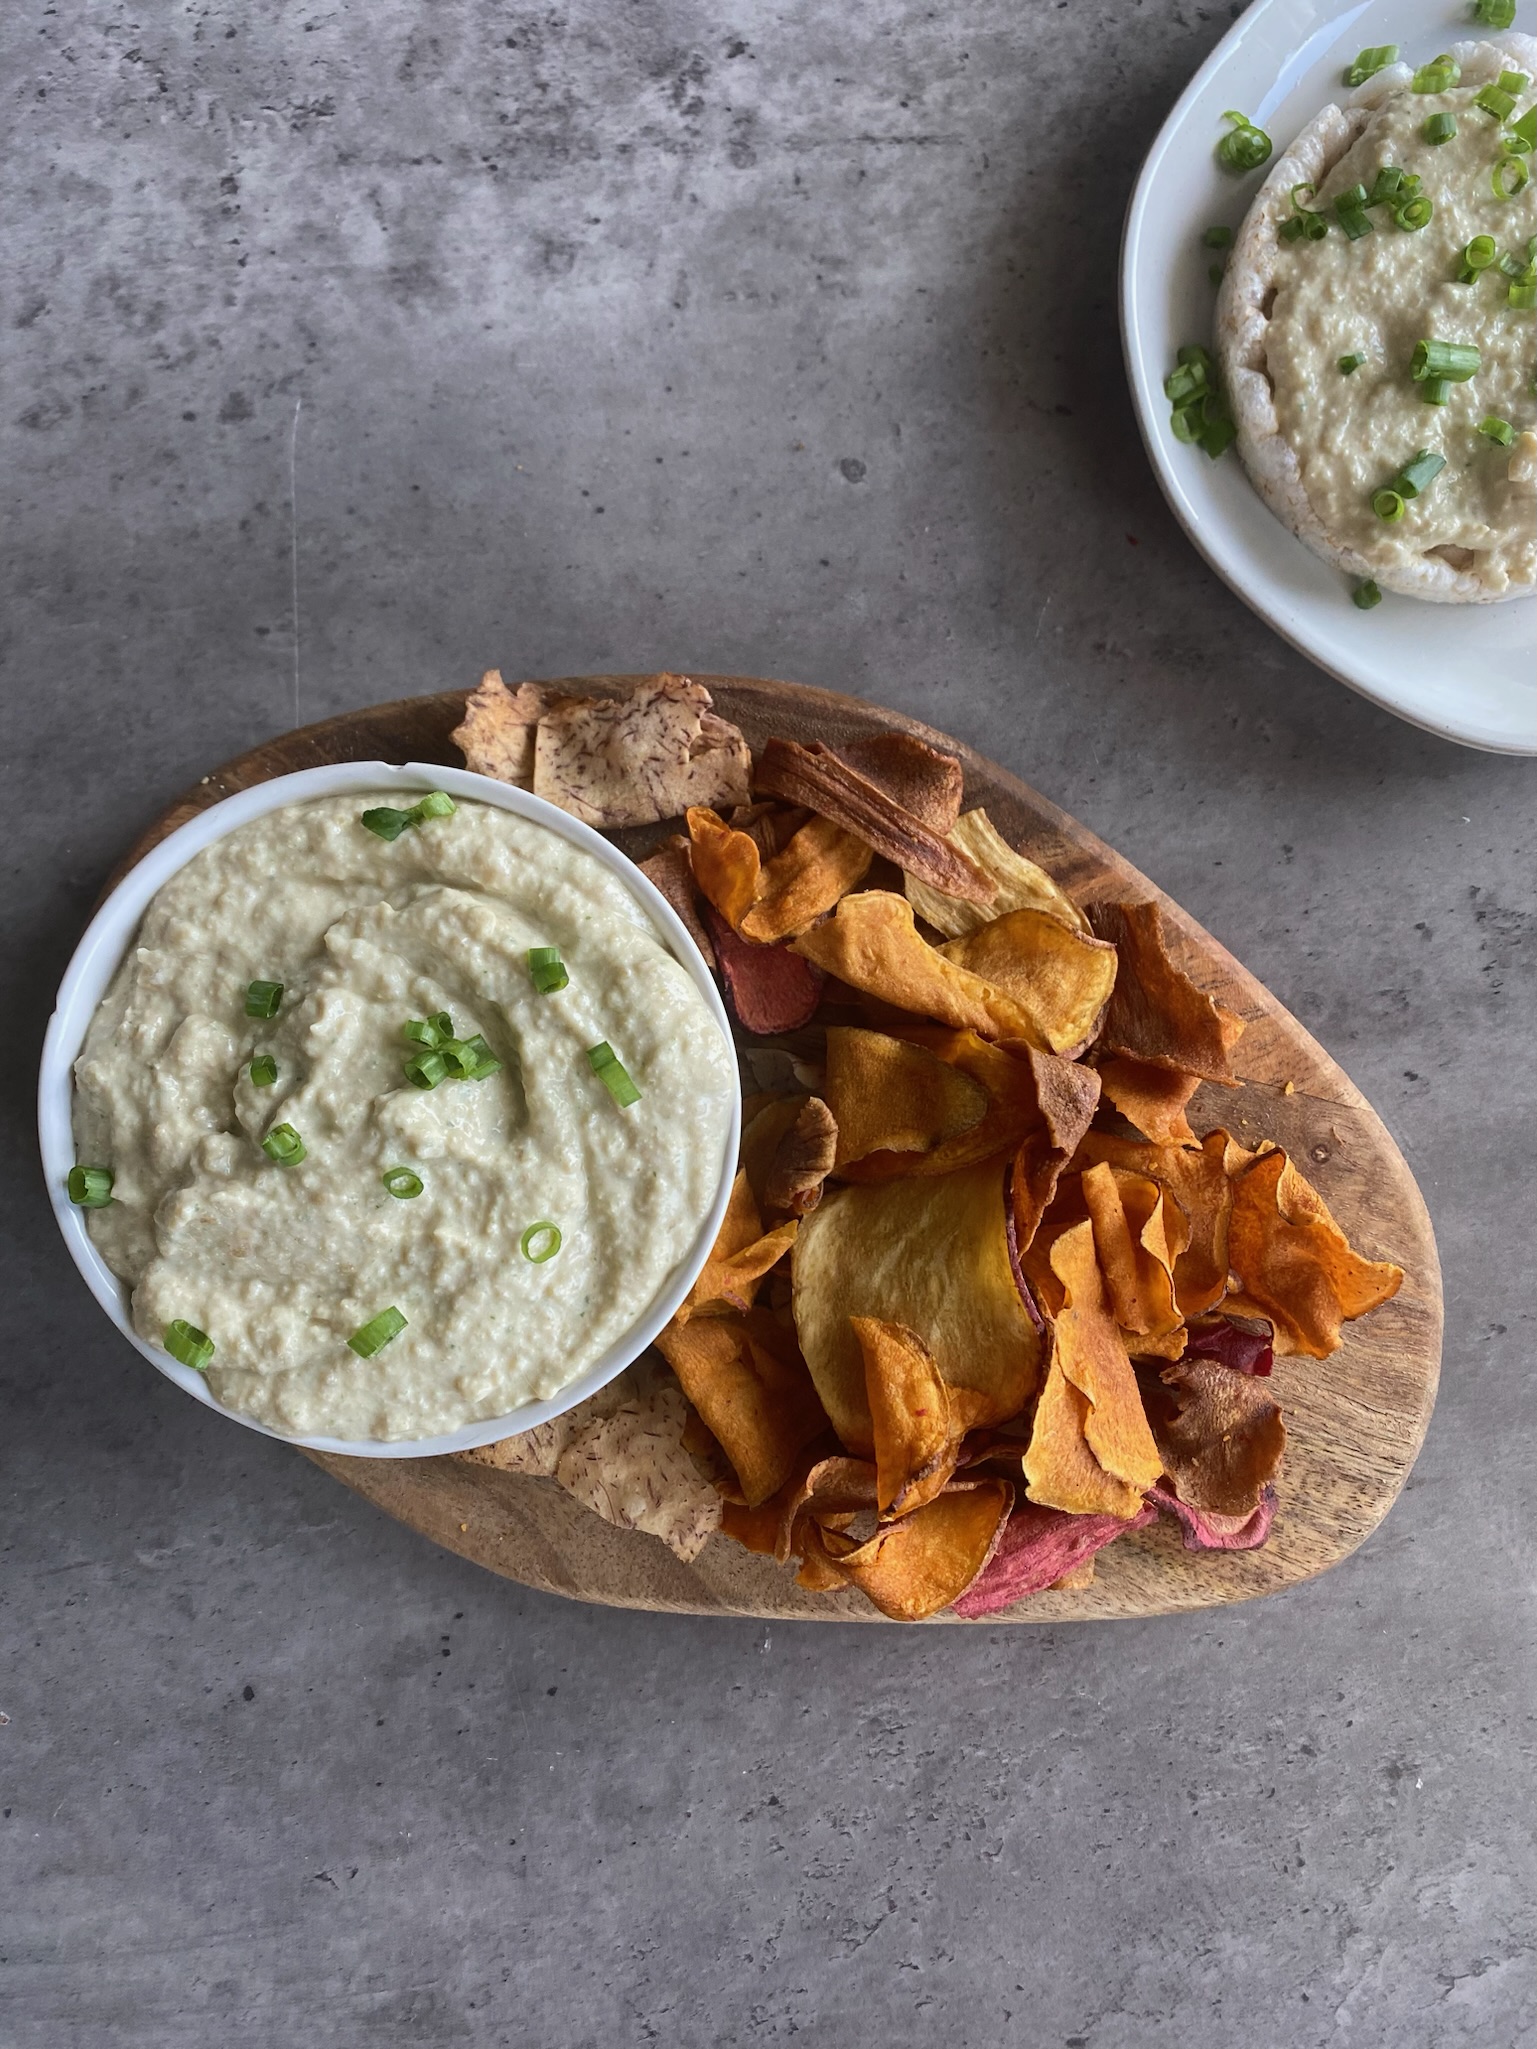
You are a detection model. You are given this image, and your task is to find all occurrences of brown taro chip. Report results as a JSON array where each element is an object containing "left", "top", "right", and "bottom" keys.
[
  {"left": 705, "top": 905, "right": 825, "bottom": 1035},
  {"left": 1088, "top": 899, "right": 1246, "bottom": 1082},
  {"left": 823, "top": 1028, "right": 988, "bottom": 1170},
  {"left": 937, "top": 909, "right": 1118, "bottom": 1058},
  {"left": 1074, "top": 1128, "right": 1233, "bottom": 1318},
  {"left": 533, "top": 675, "right": 752, "bottom": 828},
  {"left": 1225, "top": 1147, "right": 1403, "bottom": 1358},
  {"left": 654, "top": 1311, "right": 828, "bottom": 1508},
  {"left": 685, "top": 806, "right": 761, "bottom": 928},
  {"left": 1096, "top": 1054, "right": 1202, "bottom": 1146},
  {"left": 741, "top": 1097, "right": 810, "bottom": 1213},
  {"left": 792, "top": 892, "right": 1054, "bottom": 1048},
  {"left": 1138, "top": 1356, "right": 1287, "bottom": 1518},
  {"left": 756, "top": 739, "right": 996, "bottom": 904},
  {"left": 823, "top": 1478, "right": 1014, "bottom": 1621},
  {"left": 762, "top": 1096, "right": 838, "bottom": 1218},
  {"left": 906, "top": 808, "right": 1092, "bottom": 940},
  {"left": 638, "top": 834, "right": 717, "bottom": 970},
  {"left": 1047, "top": 1219, "right": 1164, "bottom": 1494},
  {"left": 792, "top": 1159, "right": 1046, "bottom": 1456},
  {"left": 740, "top": 817, "right": 874, "bottom": 944},
  {"left": 1080, "top": 1161, "right": 1189, "bottom": 1353},
  {"left": 451, "top": 670, "right": 556, "bottom": 786},
  {"left": 832, "top": 732, "right": 965, "bottom": 836},
  {"left": 852, "top": 1317, "right": 967, "bottom": 1518}
]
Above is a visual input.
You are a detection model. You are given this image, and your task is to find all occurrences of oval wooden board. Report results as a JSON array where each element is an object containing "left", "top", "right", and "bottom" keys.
[{"left": 120, "top": 677, "right": 1441, "bottom": 1623}]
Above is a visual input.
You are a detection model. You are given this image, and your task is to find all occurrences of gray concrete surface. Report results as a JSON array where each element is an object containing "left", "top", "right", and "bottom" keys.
[{"left": 3, "top": 3, "right": 1534, "bottom": 2044}]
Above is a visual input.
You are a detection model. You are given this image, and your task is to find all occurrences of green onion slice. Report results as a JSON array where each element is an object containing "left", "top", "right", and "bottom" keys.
[
  {"left": 1395, "top": 196, "right": 1433, "bottom": 231},
  {"left": 1397, "top": 449, "right": 1447, "bottom": 497},
  {"left": 1371, "top": 487, "right": 1407, "bottom": 521},
  {"left": 382, "top": 1166, "right": 424, "bottom": 1199},
  {"left": 528, "top": 946, "right": 570, "bottom": 994},
  {"left": 402, "top": 1013, "right": 454, "bottom": 1049},
  {"left": 403, "top": 1048, "right": 448, "bottom": 1089},
  {"left": 1411, "top": 54, "right": 1460, "bottom": 94},
  {"left": 245, "top": 979, "right": 283, "bottom": 1019},
  {"left": 1208, "top": 262, "right": 1226, "bottom": 284},
  {"left": 458, "top": 1033, "right": 502, "bottom": 1080},
  {"left": 1511, "top": 280, "right": 1537, "bottom": 309},
  {"left": 1478, "top": 416, "right": 1516, "bottom": 446},
  {"left": 1336, "top": 199, "right": 1374, "bottom": 240},
  {"left": 1199, "top": 410, "right": 1237, "bottom": 459},
  {"left": 249, "top": 1053, "right": 278, "bottom": 1088},
  {"left": 1338, "top": 353, "right": 1365, "bottom": 375},
  {"left": 1472, "top": 0, "right": 1515, "bottom": 26},
  {"left": 1494, "top": 154, "right": 1531, "bottom": 198},
  {"left": 261, "top": 1121, "right": 307, "bottom": 1165},
  {"left": 1511, "top": 107, "right": 1537, "bottom": 151},
  {"left": 361, "top": 805, "right": 416, "bottom": 841},
  {"left": 1419, "top": 376, "right": 1452, "bottom": 406},
  {"left": 1352, "top": 579, "right": 1383, "bottom": 610},
  {"left": 348, "top": 1307, "right": 407, "bottom": 1358},
  {"left": 164, "top": 1319, "right": 215, "bottom": 1371},
  {"left": 1473, "top": 82, "right": 1519, "bottom": 121},
  {"left": 521, "top": 1220, "right": 563, "bottom": 1263},
  {"left": 1412, "top": 339, "right": 1482, "bottom": 381},
  {"left": 586, "top": 1041, "right": 641, "bottom": 1107},
  {"left": 67, "top": 1164, "right": 114, "bottom": 1208},
  {"left": 1463, "top": 236, "right": 1498, "bottom": 273},
  {"left": 1202, "top": 224, "right": 1233, "bottom": 248},
  {"left": 1345, "top": 46, "right": 1398, "bottom": 87},
  {"left": 1423, "top": 112, "right": 1457, "bottom": 144},
  {"left": 413, "top": 791, "right": 456, "bottom": 821},
  {"left": 1216, "top": 111, "right": 1272, "bottom": 172}
]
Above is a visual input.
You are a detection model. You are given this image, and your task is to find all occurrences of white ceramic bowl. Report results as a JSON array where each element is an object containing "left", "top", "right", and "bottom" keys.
[
  {"left": 38, "top": 761, "right": 742, "bottom": 1459},
  {"left": 1122, "top": 0, "right": 1537, "bottom": 755}
]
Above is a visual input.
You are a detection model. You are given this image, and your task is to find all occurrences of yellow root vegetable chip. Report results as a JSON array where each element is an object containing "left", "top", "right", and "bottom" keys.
[
  {"left": 905, "top": 808, "right": 1092, "bottom": 940},
  {"left": 1097, "top": 1053, "right": 1202, "bottom": 1145},
  {"left": 1088, "top": 899, "right": 1246, "bottom": 1083},
  {"left": 1048, "top": 1219, "right": 1164, "bottom": 1493},
  {"left": 1226, "top": 1147, "right": 1404, "bottom": 1358},
  {"left": 824, "top": 1028, "right": 988, "bottom": 1170},
  {"left": 1080, "top": 1161, "right": 1189, "bottom": 1351},
  {"left": 937, "top": 909, "right": 1118, "bottom": 1058},
  {"left": 655, "top": 1310, "right": 829, "bottom": 1508},
  {"left": 1022, "top": 1352, "right": 1148, "bottom": 1520},
  {"left": 852, "top": 1317, "right": 965, "bottom": 1517},
  {"left": 822, "top": 1479, "right": 1013, "bottom": 1621},
  {"left": 792, "top": 1159, "right": 1046, "bottom": 1456}
]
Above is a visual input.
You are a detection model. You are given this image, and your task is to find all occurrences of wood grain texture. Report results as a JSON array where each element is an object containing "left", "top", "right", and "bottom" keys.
[{"left": 117, "top": 677, "right": 1442, "bottom": 1623}]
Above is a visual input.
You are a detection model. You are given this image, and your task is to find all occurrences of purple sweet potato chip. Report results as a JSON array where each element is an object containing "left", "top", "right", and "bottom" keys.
[
  {"left": 1184, "top": 1315, "right": 1274, "bottom": 1377},
  {"left": 703, "top": 904, "right": 824, "bottom": 1035},
  {"left": 952, "top": 1499, "right": 1156, "bottom": 1617},
  {"left": 1146, "top": 1482, "right": 1276, "bottom": 1551}
]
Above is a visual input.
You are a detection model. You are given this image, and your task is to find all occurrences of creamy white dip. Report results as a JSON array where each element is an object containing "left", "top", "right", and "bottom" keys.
[
  {"left": 73, "top": 794, "right": 737, "bottom": 1440},
  {"left": 1266, "top": 77, "right": 1537, "bottom": 592}
]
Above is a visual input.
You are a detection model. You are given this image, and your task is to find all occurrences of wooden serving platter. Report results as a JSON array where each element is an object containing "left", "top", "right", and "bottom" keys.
[{"left": 122, "top": 677, "right": 1442, "bottom": 1622}]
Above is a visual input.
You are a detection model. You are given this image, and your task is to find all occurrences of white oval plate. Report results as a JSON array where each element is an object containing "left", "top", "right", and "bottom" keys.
[
  {"left": 1122, "top": 0, "right": 1537, "bottom": 755},
  {"left": 38, "top": 762, "right": 741, "bottom": 1460}
]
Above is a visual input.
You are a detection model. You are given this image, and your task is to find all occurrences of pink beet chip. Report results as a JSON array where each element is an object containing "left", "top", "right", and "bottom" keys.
[
  {"left": 703, "top": 905, "right": 824, "bottom": 1035},
  {"left": 1184, "top": 1316, "right": 1274, "bottom": 1377},
  {"left": 1146, "top": 1482, "right": 1276, "bottom": 1551},
  {"left": 952, "top": 1500, "right": 1156, "bottom": 1618}
]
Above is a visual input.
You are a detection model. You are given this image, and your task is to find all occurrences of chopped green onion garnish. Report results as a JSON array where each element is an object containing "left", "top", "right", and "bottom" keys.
[
  {"left": 1412, "top": 339, "right": 1482, "bottom": 382},
  {"left": 528, "top": 946, "right": 569, "bottom": 994},
  {"left": 1474, "top": 83, "right": 1519, "bottom": 122},
  {"left": 67, "top": 1164, "right": 113, "bottom": 1208},
  {"left": 1372, "top": 487, "right": 1407, "bottom": 521},
  {"left": 1208, "top": 262, "right": 1225, "bottom": 284},
  {"left": 413, "top": 790, "right": 456, "bottom": 820},
  {"left": 245, "top": 979, "right": 283, "bottom": 1019},
  {"left": 1478, "top": 416, "right": 1516, "bottom": 446},
  {"left": 1365, "top": 167, "right": 1410, "bottom": 205},
  {"left": 1423, "top": 113, "right": 1457, "bottom": 145},
  {"left": 361, "top": 805, "right": 416, "bottom": 841},
  {"left": 382, "top": 1166, "right": 424, "bottom": 1199},
  {"left": 164, "top": 1319, "right": 214, "bottom": 1371},
  {"left": 1199, "top": 409, "right": 1237, "bottom": 459},
  {"left": 1493, "top": 154, "right": 1531, "bottom": 198},
  {"left": 521, "top": 1220, "right": 562, "bottom": 1263},
  {"left": 1338, "top": 353, "right": 1365, "bottom": 375},
  {"left": 403, "top": 1049, "right": 448, "bottom": 1089},
  {"left": 1216, "top": 111, "right": 1271, "bottom": 172},
  {"left": 1395, "top": 196, "right": 1433, "bottom": 231},
  {"left": 1352, "top": 579, "right": 1383, "bottom": 610},
  {"left": 261, "top": 1121, "right": 307, "bottom": 1165},
  {"left": 249, "top": 1053, "right": 278, "bottom": 1088},
  {"left": 1472, "top": 0, "right": 1515, "bottom": 25},
  {"left": 1280, "top": 187, "right": 1329, "bottom": 242},
  {"left": 1202, "top": 224, "right": 1232, "bottom": 248},
  {"left": 1419, "top": 376, "right": 1452, "bottom": 406},
  {"left": 1511, "top": 107, "right": 1537, "bottom": 151},
  {"left": 1511, "top": 280, "right": 1537, "bottom": 309},
  {"left": 1170, "top": 402, "right": 1202, "bottom": 443},
  {"left": 1336, "top": 197, "right": 1374, "bottom": 240},
  {"left": 348, "top": 1306, "right": 407, "bottom": 1358},
  {"left": 1345, "top": 46, "right": 1398, "bottom": 87},
  {"left": 458, "top": 1033, "right": 502, "bottom": 1080},
  {"left": 402, "top": 1013, "right": 454, "bottom": 1050},
  {"left": 586, "top": 1041, "right": 641, "bottom": 1107},
  {"left": 1397, "top": 449, "right": 1447, "bottom": 497},
  {"left": 1462, "top": 235, "right": 1498, "bottom": 272},
  {"left": 1411, "top": 55, "right": 1460, "bottom": 94}
]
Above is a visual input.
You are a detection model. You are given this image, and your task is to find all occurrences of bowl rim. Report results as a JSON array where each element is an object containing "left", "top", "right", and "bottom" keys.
[{"left": 38, "top": 759, "right": 742, "bottom": 1459}]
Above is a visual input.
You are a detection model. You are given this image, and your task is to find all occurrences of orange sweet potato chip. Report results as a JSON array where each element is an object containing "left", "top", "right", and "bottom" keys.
[
  {"left": 1022, "top": 1354, "right": 1147, "bottom": 1519},
  {"left": 718, "top": 1446, "right": 867, "bottom": 1560},
  {"left": 821, "top": 1479, "right": 1013, "bottom": 1620},
  {"left": 742, "top": 817, "right": 874, "bottom": 943},
  {"left": 762, "top": 1096, "right": 839, "bottom": 1218},
  {"left": 824, "top": 1028, "right": 988, "bottom": 1170},
  {"left": 852, "top": 1317, "right": 966, "bottom": 1517},
  {"left": 1080, "top": 1161, "right": 1189, "bottom": 1356},
  {"left": 792, "top": 1159, "right": 1046, "bottom": 1455},
  {"left": 1048, "top": 1219, "right": 1164, "bottom": 1493},
  {"left": 675, "top": 1170, "right": 797, "bottom": 1322},
  {"left": 1225, "top": 1147, "right": 1403, "bottom": 1358},
  {"left": 1138, "top": 1356, "right": 1286, "bottom": 1517},
  {"left": 654, "top": 1310, "right": 829, "bottom": 1508},
  {"left": 937, "top": 910, "right": 1118, "bottom": 1057},
  {"left": 1088, "top": 899, "right": 1246, "bottom": 1083},
  {"left": 792, "top": 892, "right": 1058, "bottom": 1049},
  {"left": 1074, "top": 1129, "right": 1234, "bottom": 1318},
  {"left": 1096, "top": 1053, "right": 1202, "bottom": 1145},
  {"left": 905, "top": 808, "right": 1092, "bottom": 940},
  {"left": 685, "top": 805, "right": 761, "bottom": 928}
]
